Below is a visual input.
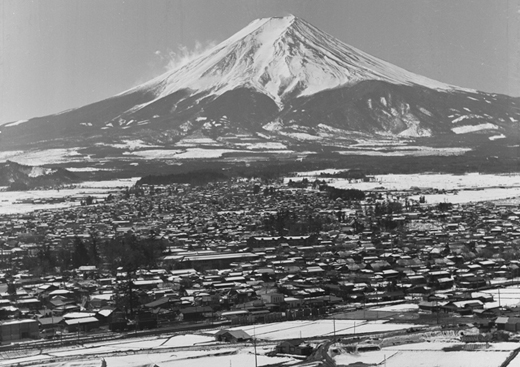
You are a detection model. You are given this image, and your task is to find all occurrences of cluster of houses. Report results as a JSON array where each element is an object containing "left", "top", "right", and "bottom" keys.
[{"left": 1, "top": 179, "right": 520, "bottom": 343}]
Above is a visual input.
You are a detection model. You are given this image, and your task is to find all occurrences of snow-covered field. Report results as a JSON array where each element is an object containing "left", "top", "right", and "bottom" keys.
[
  {"left": 0, "top": 178, "right": 138, "bottom": 215},
  {"left": 208, "top": 319, "right": 424, "bottom": 340},
  {"left": 332, "top": 341, "right": 518, "bottom": 367},
  {"left": 286, "top": 172, "right": 520, "bottom": 204},
  {"left": 295, "top": 172, "right": 520, "bottom": 191},
  {"left": 370, "top": 303, "right": 420, "bottom": 312},
  {"left": 409, "top": 188, "right": 520, "bottom": 204},
  {"left": 124, "top": 148, "right": 295, "bottom": 159},
  {"left": 0, "top": 334, "right": 292, "bottom": 367},
  {"left": 481, "top": 286, "right": 520, "bottom": 308},
  {"left": 103, "top": 347, "right": 291, "bottom": 367},
  {"left": 0, "top": 148, "right": 86, "bottom": 165},
  {"left": 336, "top": 146, "right": 470, "bottom": 156}
]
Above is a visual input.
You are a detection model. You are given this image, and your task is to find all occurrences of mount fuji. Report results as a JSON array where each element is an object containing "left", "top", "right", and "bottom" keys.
[{"left": 1, "top": 15, "right": 519, "bottom": 167}]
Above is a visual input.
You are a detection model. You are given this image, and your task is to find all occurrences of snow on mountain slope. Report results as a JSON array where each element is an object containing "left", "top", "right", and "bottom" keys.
[
  {"left": 1, "top": 15, "right": 518, "bottom": 155},
  {"left": 126, "top": 15, "right": 472, "bottom": 110}
]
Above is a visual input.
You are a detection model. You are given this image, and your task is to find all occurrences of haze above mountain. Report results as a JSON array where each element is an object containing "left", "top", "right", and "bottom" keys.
[{"left": 1, "top": 15, "right": 518, "bottom": 166}]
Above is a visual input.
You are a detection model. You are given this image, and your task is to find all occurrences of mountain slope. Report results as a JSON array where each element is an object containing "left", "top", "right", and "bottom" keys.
[
  {"left": 1, "top": 15, "right": 518, "bottom": 153},
  {"left": 0, "top": 161, "right": 79, "bottom": 189}
]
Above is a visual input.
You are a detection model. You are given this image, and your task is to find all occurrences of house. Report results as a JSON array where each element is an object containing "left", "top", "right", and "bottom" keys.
[
  {"left": 495, "top": 316, "right": 509, "bottom": 330},
  {"left": 180, "top": 306, "right": 214, "bottom": 321},
  {"left": 65, "top": 317, "right": 100, "bottom": 332},
  {"left": 504, "top": 317, "right": 520, "bottom": 332},
  {"left": 214, "top": 329, "right": 251, "bottom": 343},
  {"left": 38, "top": 316, "right": 64, "bottom": 331},
  {"left": 275, "top": 339, "right": 313, "bottom": 356},
  {"left": 444, "top": 300, "right": 483, "bottom": 315}
]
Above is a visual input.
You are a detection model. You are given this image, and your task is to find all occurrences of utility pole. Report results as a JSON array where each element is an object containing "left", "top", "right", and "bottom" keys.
[
  {"left": 253, "top": 325, "right": 258, "bottom": 367},
  {"left": 333, "top": 317, "right": 336, "bottom": 337}
]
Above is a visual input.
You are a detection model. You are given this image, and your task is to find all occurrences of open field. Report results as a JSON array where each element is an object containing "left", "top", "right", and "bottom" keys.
[
  {"left": 206, "top": 319, "right": 424, "bottom": 340},
  {"left": 0, "top": 333, "right": 292, "bottom": 367},
  {"left": 291, "top": 172, "right": 520, "bottom": 204},
  {"left": 0, "top": 178, "right": 138, "bottom": 215}
]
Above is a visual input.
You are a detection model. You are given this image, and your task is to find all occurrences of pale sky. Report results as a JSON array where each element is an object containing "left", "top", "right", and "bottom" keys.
[{"left": 0, "top": 0, "right": 519, "bottom": 124}]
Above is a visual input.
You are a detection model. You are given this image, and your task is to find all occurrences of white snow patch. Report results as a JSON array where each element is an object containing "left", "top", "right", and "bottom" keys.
[
  {"left": 280, "top": 131, "right": 322, "bottom": 141},
  {"left": 28, "top": 167, "right": 57, "bottom": 177},
  {"left": 99, "top": 140, "right": 161, "bottom": 150},
  {"left": 263, "top": 121, "right": 283, "bottom": 131},
  {"left": 397, "top": 121, "right": 432, "bottom": 138},
  {"left": 0, "top": 148, "right": 84, "bottom": 165},
  {"left": 125, "top": 148, "right": 243, "bottom": 159},
  {"left": 489, "top": 134, "right": 506, "bottom": 141},
  {"left": 176, "top": 137, "right": 219, "bottom": 146},
  {"left": 371, "top": 303, "right": 419, "bottom": 312},
  {"left": 451, "top": 114, "right": 482, "bottom": 123},
  {"left": 336, "top": 146, "right": 469, "bottom": 156},
  {"left": 452, "top": 123, "right": 498, "bottom": 134},
  {"left": 234, "top": 142, "right": 287, "bottom": 150},
  {"left": 418, "top": 107, "right": 432, "bottom": 116},
  {"left": 3, "top": 119, "right": 28, "bottom": 127},
  {"left": 66, "top": 167, "right": 115, "bottom": 172}
]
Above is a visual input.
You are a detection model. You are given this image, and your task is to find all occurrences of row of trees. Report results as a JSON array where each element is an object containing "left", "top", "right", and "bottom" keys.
[
  {"left": 18, "top": 233, "right": 166, "bottom": 276},
  {"left": 262, "top": 209, "right": 332, "bottom": 236}
]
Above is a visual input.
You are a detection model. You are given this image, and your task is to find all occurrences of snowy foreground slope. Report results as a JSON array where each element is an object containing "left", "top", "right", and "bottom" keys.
[
  {"left": 1, "top": 15, "right": 518, "bottom": 159},
  {"left": 2, "top": 321, "right": 520, "bottom": 367}
]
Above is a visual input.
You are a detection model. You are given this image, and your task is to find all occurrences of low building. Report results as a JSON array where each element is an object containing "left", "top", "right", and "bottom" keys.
[
  {"left": 214, "top": 329, "right": 251, "bottom": 343},
  {"left": 275, "top": 339, "right": 313, "bottom": 356},
  {"left": 65, "top": 317, "right": 100, "bottom": 332},
  {"left": 0, "top": 319, "right": 40, "bottom": 343}
]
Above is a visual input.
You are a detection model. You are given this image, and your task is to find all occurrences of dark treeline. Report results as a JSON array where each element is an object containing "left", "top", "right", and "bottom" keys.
[
  {"left": 325, "top": 186, "right": 366, "bottom": 201},
  {"left": 134, "top": 159, "right": 355, "bottom": 186},
  {"left": 137, "top": 170, "right": 228, "bottom": 186},
  {"left": 20, "top": 233, "right": 166, "bottom": 277}
]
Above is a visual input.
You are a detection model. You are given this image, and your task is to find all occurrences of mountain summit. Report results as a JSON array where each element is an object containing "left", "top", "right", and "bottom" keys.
[
  {"left": 1, "top": 15, "right": 519, "bottom": 156},
  {"left": 133, "top": 15, "right": 466, "bottom": 106}
]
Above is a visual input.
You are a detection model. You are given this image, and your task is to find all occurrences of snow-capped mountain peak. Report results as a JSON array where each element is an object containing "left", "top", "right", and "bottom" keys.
[{"left": 132, "top": 15, "right": 472, "bottom": 108}]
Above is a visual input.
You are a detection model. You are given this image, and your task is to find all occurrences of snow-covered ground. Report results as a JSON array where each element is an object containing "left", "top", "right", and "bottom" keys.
[
  {"left": 481, "top": 286, "right": 520, "bottom": 308},
  {"left": 332, "top": 341, "right": 518, "bottom": 367},
  {"left": 335, "top": 146, "right": 470, "bottom": 156},
  {"left": 287, "top": 172, "right": 520, "bottom": 204},
  {"left": 124, "top": 148, "right": 294, "bottom": 159},
  {"left": 0, "top": 148, "right": 85, "bottom": 165},
  {"left": 0, "top": 178, "right": 138, "bottom": 215},
  {"left": 0, "top": 334, "right": 292, "bottom": 367},
  {"left": 207, "top": 319, "right": 424, "bottom": 340},
  {"left": 409, "top": 188, "right": 520, "bottom": 204},
  {"left": 370, "top": 303, "right": 419, "bottom": 312},
  {"left": 97, "top": 139, "right": 162, "bottom": 150},
  {"left": 104, "top": 347, "right": 292, "bottom": 367},
  {"left": 296, "top": 172, "right": 520, "bottom": 191}
]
